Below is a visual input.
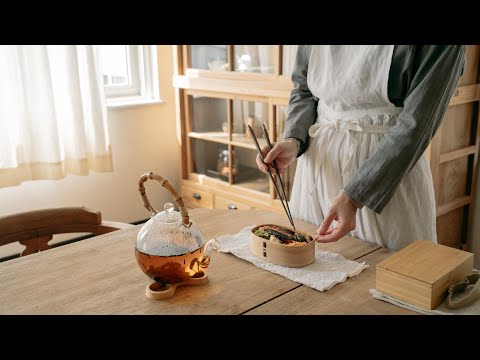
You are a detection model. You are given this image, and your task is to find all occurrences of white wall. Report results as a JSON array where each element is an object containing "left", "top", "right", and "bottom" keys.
[{"left": 0, "top": 46, "right": 180, "bottom": 224}]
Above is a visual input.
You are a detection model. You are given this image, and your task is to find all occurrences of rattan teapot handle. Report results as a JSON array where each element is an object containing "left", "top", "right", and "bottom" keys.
[{"left": 138, "top": 172, "right": 191, "bottom": 228}]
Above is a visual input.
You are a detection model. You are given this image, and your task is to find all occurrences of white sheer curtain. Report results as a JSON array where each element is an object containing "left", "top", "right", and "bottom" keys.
[{"left": 0, "top": 45, "right": 112, "bottom": 188}]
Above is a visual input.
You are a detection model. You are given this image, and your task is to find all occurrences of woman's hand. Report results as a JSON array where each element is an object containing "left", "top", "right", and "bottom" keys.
[
  {"left": 256, "top": 139, "right": 298, "bottom": 175},
  {"left": 314, "top": 191, "right": 358, "bottom": 243}
]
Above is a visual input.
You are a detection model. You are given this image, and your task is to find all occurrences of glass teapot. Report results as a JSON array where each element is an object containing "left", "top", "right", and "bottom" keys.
[{"left": 136, "top": 172, "right": 214, "bottom": 299}]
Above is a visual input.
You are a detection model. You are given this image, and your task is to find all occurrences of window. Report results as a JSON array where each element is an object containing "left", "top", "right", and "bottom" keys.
[{"left": 98, "top": 45, "right": 160, "bottom": 107}]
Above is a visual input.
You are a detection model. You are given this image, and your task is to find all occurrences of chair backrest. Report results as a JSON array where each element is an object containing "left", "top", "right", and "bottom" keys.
[{"left": 0, "top": 207, "right": 134, "bottom": 257}]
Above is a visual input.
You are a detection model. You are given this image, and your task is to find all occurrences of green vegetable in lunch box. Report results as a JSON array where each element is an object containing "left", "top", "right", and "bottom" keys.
[
  {"left": 254, "top": 229, "right": 270, "bottom": 239},
  {"left": 294, "top": 233, "right": 308, "bottom": 243}
]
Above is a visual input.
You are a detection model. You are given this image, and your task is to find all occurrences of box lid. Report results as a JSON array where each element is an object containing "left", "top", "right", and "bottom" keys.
[{"left": 377, "top": 241, "right": 473, "bottom": 284}]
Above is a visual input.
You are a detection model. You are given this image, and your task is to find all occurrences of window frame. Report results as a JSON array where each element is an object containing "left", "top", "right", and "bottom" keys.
[{"left": 102, "top": 45, "right": 161, "bottom": 108}]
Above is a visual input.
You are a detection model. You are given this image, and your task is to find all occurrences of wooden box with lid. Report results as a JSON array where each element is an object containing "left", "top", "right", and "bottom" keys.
[{"left": 376, "top": 240, "right": 474, "bottom": 310}]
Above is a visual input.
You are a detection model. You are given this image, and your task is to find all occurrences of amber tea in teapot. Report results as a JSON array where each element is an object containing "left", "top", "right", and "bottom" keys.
[
  {"left": 135, "top": 240, "right": 211, "bottom": 284},
  {"left": 136, "top": 172, "right": 215, "bottom": 299}
]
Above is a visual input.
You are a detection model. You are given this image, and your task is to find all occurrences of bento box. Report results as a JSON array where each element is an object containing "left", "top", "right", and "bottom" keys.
[{"left": 250, "top": 224, "right": 315, "bottom": 268}]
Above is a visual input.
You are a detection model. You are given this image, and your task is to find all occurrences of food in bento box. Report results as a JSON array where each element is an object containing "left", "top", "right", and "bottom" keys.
[{"left": 253, "top": 224, "right": 313, "bottom": 246}]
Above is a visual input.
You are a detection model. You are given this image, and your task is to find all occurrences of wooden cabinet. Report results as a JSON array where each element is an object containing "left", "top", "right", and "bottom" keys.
[
  {"left": 214, "top": 196, "right": 251, "bottom": 210},
  {"left": 181, "top": 185, "right": 213, "bottom": 209},
  {"left": 427, "top": 45, "right": 480, "bottom": 251},
  {"left": 173, "top": 45, "right": 297, "bottom": 215},
  {"left": 174, "top": 45, "right": 480, "bottom": 250}
]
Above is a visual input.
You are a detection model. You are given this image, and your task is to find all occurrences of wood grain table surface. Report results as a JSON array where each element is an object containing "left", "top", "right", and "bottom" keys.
[{"left": 0, "top": 208, "right": 415, "bottom": 315}]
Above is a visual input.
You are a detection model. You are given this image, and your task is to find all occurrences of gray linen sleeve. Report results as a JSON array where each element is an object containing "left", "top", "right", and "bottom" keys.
[
  {"left": 282, "top": 45, "right": 318, "bottom": 157},
  {"left": 343, "top": 45, "right": 466, "bottom": 214}
]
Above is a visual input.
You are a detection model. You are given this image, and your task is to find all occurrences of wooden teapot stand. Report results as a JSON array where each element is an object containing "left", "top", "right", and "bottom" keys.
[{"left": 146, "top": 273, "right": 209, "bottom": 300}]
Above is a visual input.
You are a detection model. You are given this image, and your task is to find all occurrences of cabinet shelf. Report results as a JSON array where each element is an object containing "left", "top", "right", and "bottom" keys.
[
  {"left": 188, "top": 132, "right": 268, "bottom": 150},
  {"left": 189, "top": 172, "right": 270, "bottom": 197},
  {"left": 235, "top": 174, "right": 270, "bottom": 193},
  {"left": 188, "top": 132, "right": 229, "bottom": 145}
]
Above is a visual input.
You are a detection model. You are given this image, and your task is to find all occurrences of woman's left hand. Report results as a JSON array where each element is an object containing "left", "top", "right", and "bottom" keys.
[{"left": 314, "top": 191, "right": 358, "bottom": 243}]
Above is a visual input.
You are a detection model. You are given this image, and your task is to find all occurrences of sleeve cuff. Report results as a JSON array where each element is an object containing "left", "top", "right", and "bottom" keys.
[
  {"left": 283, "top": 137, "right": 301, "bottom": 154},
  {"left": 342, "top": 189, "right": 364, "bottom": 209}
]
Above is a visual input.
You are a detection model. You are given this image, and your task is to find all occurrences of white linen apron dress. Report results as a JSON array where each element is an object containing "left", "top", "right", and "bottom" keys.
[{"left": 289, "top": 45, "right": 437, "bottom": 250}]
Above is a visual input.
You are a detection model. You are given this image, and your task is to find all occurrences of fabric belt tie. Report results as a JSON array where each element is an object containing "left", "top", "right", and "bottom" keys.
[{"left": 308, "top": 116, "right": 392, "bottom": 195}]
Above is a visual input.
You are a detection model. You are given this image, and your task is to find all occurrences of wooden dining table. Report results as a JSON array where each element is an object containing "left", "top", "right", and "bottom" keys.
[{"left": 0, "top": 208, "right": 416, "bottom": 315}]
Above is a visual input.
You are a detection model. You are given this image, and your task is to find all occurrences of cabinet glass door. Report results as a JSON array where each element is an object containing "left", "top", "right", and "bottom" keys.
[
  {"left": 233, "top": 45, "right": 275, "bottom": 74},
  {"left": 188, "top": 45, "right": 228, "bottom": 71},
  {"left": 179, "top": 44, "right": 302, "bottom": 207},
  {"left": 232, "top": 99, "right": 269, "bottom": 146},
  {"left": 231, "top": 146, "right": 269, "bottom": 194},
  {"left": 189, "top": 95, "right": 229, "bottom": 140},
  {"left": 191, "top": 139, "right": 230, "bottom": 183}
]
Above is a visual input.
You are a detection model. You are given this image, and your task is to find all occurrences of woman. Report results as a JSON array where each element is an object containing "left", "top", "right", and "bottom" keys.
[{"left": 256, "top": 45, "right": 466, "bottom": 250}]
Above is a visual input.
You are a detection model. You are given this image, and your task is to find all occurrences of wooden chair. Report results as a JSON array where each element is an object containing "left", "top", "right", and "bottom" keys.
[{"left": 0, "top": 207, "right": 134, "bottom": 259}]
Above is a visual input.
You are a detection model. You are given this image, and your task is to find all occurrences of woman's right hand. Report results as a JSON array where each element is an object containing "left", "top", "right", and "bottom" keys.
[{"left": 256, "top": 139, "right": 298, "bottom": 175}]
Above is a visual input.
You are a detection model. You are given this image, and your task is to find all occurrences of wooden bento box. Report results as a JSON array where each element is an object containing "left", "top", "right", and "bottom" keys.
[
  {"left": 250, "top": 224, "right": 315, "bottom": 268},
  {"left": 376, "top": 240, "right": 474, "bottom": 310}
]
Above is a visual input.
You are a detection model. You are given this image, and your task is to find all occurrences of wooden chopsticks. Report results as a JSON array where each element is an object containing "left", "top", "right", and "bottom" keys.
[{"left": 247, "top": 124, "right": 296, "bottom": 230}]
